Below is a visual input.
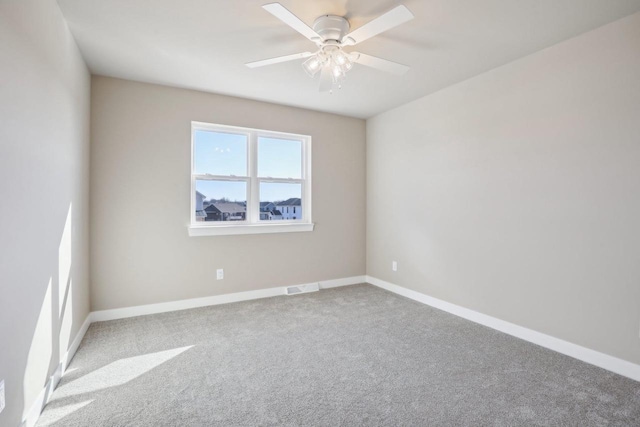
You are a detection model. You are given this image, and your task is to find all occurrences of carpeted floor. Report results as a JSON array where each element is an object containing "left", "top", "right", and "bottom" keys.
[{"left": 37, "top": 284, "right": 640, "bottom": 426}]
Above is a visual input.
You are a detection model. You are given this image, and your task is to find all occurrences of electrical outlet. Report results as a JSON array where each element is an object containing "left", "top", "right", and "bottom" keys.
[
  {"left": 0, "top": 379, "right": 5, "bottom": 414},
  {"left": 392, "top": 261, "right": 398, "bottom": 272},
  {"left": 216, "top": 269, "right": 224, "bottom": 280}
]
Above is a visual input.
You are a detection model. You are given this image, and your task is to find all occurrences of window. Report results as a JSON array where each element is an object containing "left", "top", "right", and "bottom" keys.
[{"left": 189, "top": 122, "right": 313, "bottom": 236}]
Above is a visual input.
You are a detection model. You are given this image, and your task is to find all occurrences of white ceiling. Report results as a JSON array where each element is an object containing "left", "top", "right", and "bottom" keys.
[{"left": 57, "top": 0, "right": 640, "bottom": 119}]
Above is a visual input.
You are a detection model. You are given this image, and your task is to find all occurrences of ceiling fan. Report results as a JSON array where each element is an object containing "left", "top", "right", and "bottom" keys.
[{"left": 246, "top": 3, "right": 414, "bottom": 92}]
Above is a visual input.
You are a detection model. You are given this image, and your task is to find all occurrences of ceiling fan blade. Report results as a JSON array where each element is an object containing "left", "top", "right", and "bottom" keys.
[
  {"left": 319, "top": 66, "right": 333, "bottom": 92},
  {"left": 352, "top": 53, "right": 410, "bottom": 75},
  {"left": 262, "top": 3, "right": 321, "bottom": 42},
  {"left": 342, "top": 5, "right": 414, "bottom": 46},
  {"left": 246, "top": 52, "right": 314, "bottom": 68}
]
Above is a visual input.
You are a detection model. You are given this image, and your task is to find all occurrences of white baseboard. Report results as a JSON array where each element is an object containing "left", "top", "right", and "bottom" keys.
[
  {"left": 320, "top": 275, "right": 366, "bottom": 289},
  {"left": 21, "top": 314, "right": 92, "bottom": 427},
  {"left": 366, "top": 275, "right": 640, "bottom": 383},
  {"left": 91, "top": 275, "right": 366, "bottom": 322}
]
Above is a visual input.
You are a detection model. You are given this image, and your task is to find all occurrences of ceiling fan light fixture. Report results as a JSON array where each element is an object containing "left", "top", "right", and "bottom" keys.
[
  {"left": 302, "top": 56, "right": 322, "bottom": 77},
  {"left": 333, "top": 50, "right": 348, "bottom": 66},
  {"left": 302, "top": 47, "right": 353, "bottom": 84}
]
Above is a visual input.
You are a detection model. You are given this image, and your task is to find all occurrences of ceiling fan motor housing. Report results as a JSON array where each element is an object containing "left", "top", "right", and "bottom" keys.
[{"left": 312, "top": 15, "right": 350, "bottom": 43}]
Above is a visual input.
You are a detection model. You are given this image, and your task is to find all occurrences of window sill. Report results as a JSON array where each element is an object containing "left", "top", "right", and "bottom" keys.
[{"left": 188, "top": 222, "right": 315, "bottom": 237}]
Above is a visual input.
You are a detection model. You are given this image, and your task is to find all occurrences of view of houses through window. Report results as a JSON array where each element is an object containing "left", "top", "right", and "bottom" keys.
[
  {"left": 192, "top": 123, "right": 309, "bottom": 224},
  {"left": 194, "top": 191, "right": 303, "bottom": 222}
]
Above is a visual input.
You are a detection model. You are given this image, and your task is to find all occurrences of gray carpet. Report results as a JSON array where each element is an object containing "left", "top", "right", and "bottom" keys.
[{"left": 37, "top": 284, "right": 640, "bottom": 426}]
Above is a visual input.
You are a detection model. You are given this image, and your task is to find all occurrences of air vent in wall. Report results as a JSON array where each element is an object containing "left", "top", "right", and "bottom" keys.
[{"left": 285, "top": 283, "right": 320, "bottom": 295}]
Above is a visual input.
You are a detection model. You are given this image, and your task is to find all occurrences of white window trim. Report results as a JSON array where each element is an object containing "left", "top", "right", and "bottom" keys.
[{"left": 188, "top": 121, "right": 314, "bottom": 237}]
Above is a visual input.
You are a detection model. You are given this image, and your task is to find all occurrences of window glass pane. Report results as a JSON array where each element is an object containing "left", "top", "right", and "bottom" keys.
[
  {"left": 194, "top": 130, "right": 247, "bottom": 176},
  {"left": 258, "top": 137, "right": 302, "bottom": 179},
  {"left": 196, "top": 180, "right": 246, "bottom": 222},
  {"left": 259, "top": 182, "right": 302, "bottom": 221}
]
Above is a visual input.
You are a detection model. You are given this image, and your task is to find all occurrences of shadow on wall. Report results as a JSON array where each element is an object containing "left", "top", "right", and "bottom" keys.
[{"left": 8, "top": 203, "right": 84, "bottom": 426}]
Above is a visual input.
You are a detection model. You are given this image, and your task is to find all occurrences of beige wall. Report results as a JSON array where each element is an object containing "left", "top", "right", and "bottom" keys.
[
  {"left": 90, "top": 77, "right": 366, "bottom": 311},
  {"left": 0, "top": 0, "right": 91, "bottom": 425},
  {"left": 367, "top": 13, "right": 640, "bottom": 365}
]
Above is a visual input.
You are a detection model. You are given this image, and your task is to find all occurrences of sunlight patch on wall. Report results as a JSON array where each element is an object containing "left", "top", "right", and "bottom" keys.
[
  {"left": 59, "top": 279, "right": 73, "bottom": 359},
  {"left": 58, "top": 204, "right": 72, "bottom": 315},
  {"left": 22, "top": 278, "right": 53, "bottom": 419}
]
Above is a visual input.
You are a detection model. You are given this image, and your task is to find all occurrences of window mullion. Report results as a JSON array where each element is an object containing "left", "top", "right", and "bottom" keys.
[
  {"left": 249, "top": 132, "right": 260, "bottom": 224},
  {"left": 193, "top": 174, "right": 250, "bottom": 182},
  {"left": 255, "top": 178, "right": 303, "bottom": 184}
]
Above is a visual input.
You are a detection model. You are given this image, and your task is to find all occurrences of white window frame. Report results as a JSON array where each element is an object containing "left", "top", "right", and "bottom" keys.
[{"left": 188, "top": 121, "right": 314, "bottom": 237}]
